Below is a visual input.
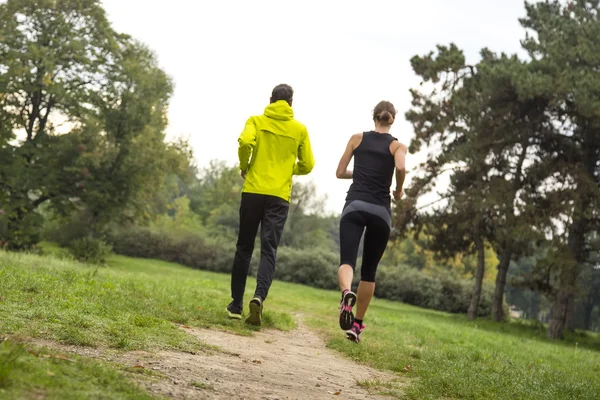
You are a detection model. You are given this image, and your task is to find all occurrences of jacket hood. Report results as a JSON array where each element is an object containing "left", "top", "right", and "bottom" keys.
[{"left": 264, "top": 100, "right": 294, "bottom": 121}]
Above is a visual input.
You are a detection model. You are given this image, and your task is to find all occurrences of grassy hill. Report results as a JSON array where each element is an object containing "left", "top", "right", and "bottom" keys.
[{"left": 0, "top": 248, "right": 599, "bottom": 399}]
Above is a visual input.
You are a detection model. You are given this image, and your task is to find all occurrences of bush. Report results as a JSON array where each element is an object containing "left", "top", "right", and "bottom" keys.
[
  {"left": 67, "top": 237, "right": 112, "bottom": 264},
  {"left": 375, "top": 265, "right": 443, "bottom": 309},
  {"left": 375, "top": 265, "right": 495, "bottom": 317},
  {"left": 43, "top": 214, "right": 92, "bottom": 247},
  {"left": 108, "top": 226, "right": 235, "bottom": 273},
  {"left": 107, "top": 225, "right": 498, "bottom": 317},
  {"left": 0, "top": 211, "right": 43, "bottom": 251},
  {"left": 275, "top": 247, "right": 339, "bottom": 290}
]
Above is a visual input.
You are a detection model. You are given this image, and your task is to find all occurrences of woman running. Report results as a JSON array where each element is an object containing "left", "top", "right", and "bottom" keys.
[{"left": 335, "top": 100, "right": 407, "bottom": 343}]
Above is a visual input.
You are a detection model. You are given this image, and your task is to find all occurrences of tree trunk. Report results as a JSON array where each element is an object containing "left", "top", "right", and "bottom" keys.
[
  {"left": 492, "top": 246, "right": 512, "bottom": 321},
  {"left": 548, "top": 215, "right": 587, "bottom": 339},
  {"left": 583, "top": 301, "right": 594, "bottom": 331},
  {"left": 468, "top": 231, "right": 486, "bottom": 320},
  {"left": 548, "top": 143, "right": 597, "bottom": 338},
  {"left": 566, "top": 295, "right": 576, "bottom": 333},
  {"left": 548, "top": 290, "right": 572, "bottom": 339}
]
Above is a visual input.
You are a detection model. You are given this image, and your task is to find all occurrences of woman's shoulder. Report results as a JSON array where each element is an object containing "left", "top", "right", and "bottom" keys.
[
  {"left": 348, "top": 132, "right": 365, "bottom": 148},
  {"left": 389, "top": 139, "right": 408, "bottom": 155}
]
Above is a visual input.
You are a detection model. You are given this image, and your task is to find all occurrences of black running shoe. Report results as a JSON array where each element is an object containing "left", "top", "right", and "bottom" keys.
[
  {"left": 339, "top": 290, "right": 357, "bottom": 330},
  {"left": 245, "top": 297, "right": 263, "bottom": 326},
  {"left": 226, "top": 301, "right": 242, "bottom": 320}
]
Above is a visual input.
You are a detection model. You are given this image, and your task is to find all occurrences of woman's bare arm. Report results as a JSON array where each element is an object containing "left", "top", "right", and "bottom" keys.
[
  {"left": 336, "top": 134, "right": 362, "bottom": 179},
  {"left": 390, "top": 141, "right": 408, "bottom": 199}
]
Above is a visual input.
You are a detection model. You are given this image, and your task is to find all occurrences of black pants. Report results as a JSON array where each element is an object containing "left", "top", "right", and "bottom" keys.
[
  {"left": 230, "top": 193, "right": 289, "bottom": 306},
  {"left": 339, "top": 200, "right": 391, "bottom": 282}
]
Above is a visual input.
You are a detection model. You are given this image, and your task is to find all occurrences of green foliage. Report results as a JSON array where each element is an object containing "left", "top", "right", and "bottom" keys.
[
  {"left": 404, "top": 0, "right": 600, "bottom": 334},
  {"left": 383, "top": 234, "right": 499, "bottom": 281},
  {"left": 73, "top": 43, "right": 193, "bottom": 231},
  {"left": 181, "top": 160, "right": 338, "bottom": 248},
  {"left": 108, "top": 224, "right": 498, "bottom": 316},
  {"left": 0, "top": 0, "right": 193, "bottom": 249},
  {"left": 507, "top": 257, "right": 547, "bottom": 320},
  {"left": 66, "top": 237, "right": 112, "bottom": 264},
  {"left": 42, "top": 210, "right": 113, "bottom": 263},
  {"left": 187, "top": 160, "right": 243, "bottom": 223},
  {"left": 517, "top": 0, "right": 600, "bottom": 339},
  {"left": 151, "top": 195, "right": 204, "bottom": 233},
  {"left": 275, "top": 247, "right": 339, "bottom": 290},
  {"left": 282, "top": 179, "right": 338, "bottom": 251},
  {"left": 108, "top": 226, "right": 236, "bottom": 274},
  {"left": 0, "top": 209, "right": 43, "bottom": 250},
  {"left": 0, "top": 0, "right": 119, "bottom": 248},
  {"left": 375, "top": 265, "right": 498, "bottom": 317},
  {"left": 404, "top": 40, "right": 541, "bottom": 322}
]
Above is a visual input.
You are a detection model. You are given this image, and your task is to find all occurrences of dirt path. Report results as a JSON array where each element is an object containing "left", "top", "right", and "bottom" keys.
[{"left": 29, "top": 321, "right": 403, "bottom": 399}]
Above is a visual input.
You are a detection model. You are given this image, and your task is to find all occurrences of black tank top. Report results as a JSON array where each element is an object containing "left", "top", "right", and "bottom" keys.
[{"left": 346, "top": 131, "right": 397, "bottom": 208}]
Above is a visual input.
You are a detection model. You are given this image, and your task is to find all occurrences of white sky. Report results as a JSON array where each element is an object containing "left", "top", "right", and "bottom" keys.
[{"left": 100, "top": 0, "right": 530, "bottom": 213}]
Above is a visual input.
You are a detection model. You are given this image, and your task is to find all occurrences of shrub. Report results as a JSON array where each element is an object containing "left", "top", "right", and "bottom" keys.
[
  {"left": 43, "top": 214, "right": 92, "bottom": 247},
  {"left": 0, "top": 211, "right": 43, "bottom": 251},
  {"left": 375, "top": 265, "right": 443, "bottom": 309},
  {"left": 375, "top": 265, "right": 496, "bottom": 316},
  {"left": 275, "top": 247, "right": 339, "bottom": 290},
  {"left": 67, "top": 237, "right": 112, "bottom": 264},
  {"left": 108, "top": 225, "right": 498, "bottom": 317},
  {"left": 108, "top": 226, "right": 235, "bottom": 273}
]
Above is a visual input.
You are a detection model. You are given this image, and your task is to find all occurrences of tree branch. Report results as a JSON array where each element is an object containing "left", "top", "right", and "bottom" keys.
[
  {"left": 33, "top": 195, "right": 49, "bottom": 208},
  {"left": 417, "top": 195, "right": 452, "bottom": 211},
  {"left": 38, "top": 95, "right": 56, "bottom": 135}
]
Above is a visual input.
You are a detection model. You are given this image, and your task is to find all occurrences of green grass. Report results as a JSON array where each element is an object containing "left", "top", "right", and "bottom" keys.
[
  {"left": 324, "top": 306, "right": 599, "bottom": 400},
  {"left": 0, "top": 339, "right": 155, "bottom": 399},
  {"left": 1, "top": 248, "right": 599, "bottom": 399},
  {"left": 0, "top": 251, "right": 293, "bottom": 352}
]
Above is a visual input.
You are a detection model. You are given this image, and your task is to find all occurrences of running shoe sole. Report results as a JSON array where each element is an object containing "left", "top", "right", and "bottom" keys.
[
  {"left": 245, "top": 299, "right": 262, "bottom": 326},
  {"left": 339, "top": 291, "right": 357, "bottom": 330},
  {"left": 226, "top": 308, "right": 242, "bottom": 320},
  {"left": 346, "top": 329, "right": 360, "bottom": 343}
]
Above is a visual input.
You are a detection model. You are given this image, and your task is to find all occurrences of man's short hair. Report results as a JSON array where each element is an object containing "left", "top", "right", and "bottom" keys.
[{"left": 271, "top": 84, "right": 293, "bottom": 105}]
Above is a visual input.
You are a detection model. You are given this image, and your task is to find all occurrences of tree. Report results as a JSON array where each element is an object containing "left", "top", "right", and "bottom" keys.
[
  {"left": 575, "top": 263, "right": 600, "bottom": 331},
  {"left": 70, "top": 41, "right": 193, "bottom": 233},
  {"left": 0, "top": 0, "right": 191, "bottom": 248},
  {"left": 411, "top": 173, "right": 492, "bottom": 320},
  {"left": 517, "top": 0, "right": 600, "bottom": 339},
  {"left": 506, "top": 249, "right": 550, "bottom": 321},
  {"left": 0, "top": 0, "right": 119, "bottom": 248},
  {"left": 183, "top": 162, "right": 335, "bottom": 249},
  {"left": 187, "top": 160, "right": 242, "bottom": 225},
  {"left": 404, "top": 44, "right": 541, "bottom": 320},
  {"left": 580, "top": 234, "right": 600, "bottom": 330},
  {"left": 281, "top": 180, "right": 333, "bottom": 249},
  {"left": 401, "top": 1, "right": 600, "bottom": 334},
  {"left": 422, "top": 208, "right": 489, "bottom": 320}
]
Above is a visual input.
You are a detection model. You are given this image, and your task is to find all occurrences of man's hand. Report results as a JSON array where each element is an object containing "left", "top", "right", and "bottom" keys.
[
  {"left": 240, "top": 170, "right": 247, "bottom": 179},
  {"left": 393, "top": 188, "right": 404, "bottom": 201}
]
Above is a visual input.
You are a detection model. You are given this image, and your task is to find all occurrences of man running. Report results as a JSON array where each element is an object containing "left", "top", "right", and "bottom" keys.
[{"left": 227, "top": 84, "right": 315, "bottom": 326}]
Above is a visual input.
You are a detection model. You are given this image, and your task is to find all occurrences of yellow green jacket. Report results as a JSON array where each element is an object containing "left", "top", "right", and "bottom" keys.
[{"left": 238, "top": 100, "right": 315, "bottom": 202}]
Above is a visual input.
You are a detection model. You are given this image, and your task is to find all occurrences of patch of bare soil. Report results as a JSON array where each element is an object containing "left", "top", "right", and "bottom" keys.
[{"left": 26, "top": 321, "right": 404, "bottom": 399}]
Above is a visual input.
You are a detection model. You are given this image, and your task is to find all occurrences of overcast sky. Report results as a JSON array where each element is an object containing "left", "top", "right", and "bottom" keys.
[{"left": 100, "top": 0, "right": 531, "bottom": 213}]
